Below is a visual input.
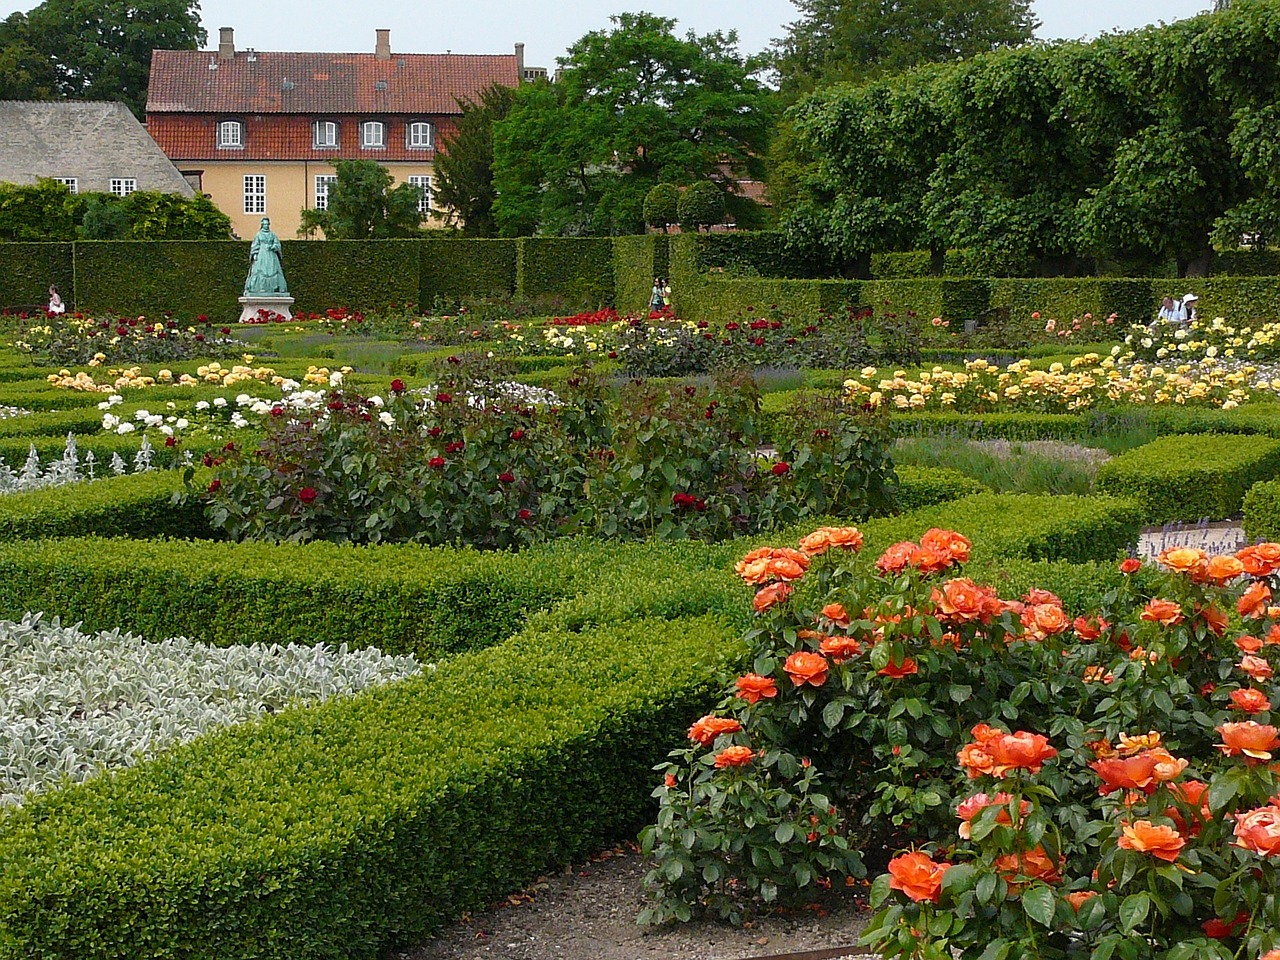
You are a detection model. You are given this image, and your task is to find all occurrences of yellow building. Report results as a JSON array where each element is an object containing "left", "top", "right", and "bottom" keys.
[{"left": 146, "top": 28, "right": 524, "bottom": 238}]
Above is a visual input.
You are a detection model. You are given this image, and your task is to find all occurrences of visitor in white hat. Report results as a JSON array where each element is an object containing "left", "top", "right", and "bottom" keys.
[{"left": 1181, "top": 293, "right": 1199, "bottom": 324}]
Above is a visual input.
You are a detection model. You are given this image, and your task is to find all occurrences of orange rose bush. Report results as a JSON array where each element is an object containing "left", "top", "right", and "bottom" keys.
[{"left": 642, "top": 529, "right": 1280, "bottom": 959}]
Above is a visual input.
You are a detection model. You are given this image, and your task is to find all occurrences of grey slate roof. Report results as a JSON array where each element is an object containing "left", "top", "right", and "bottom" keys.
[{"left": 0, "top": 101, "right": 194, "bottom": 196}]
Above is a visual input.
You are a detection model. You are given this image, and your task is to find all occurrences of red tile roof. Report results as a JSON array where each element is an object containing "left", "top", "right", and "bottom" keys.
[
  {"left": 147, "top": 50, "right": 519, "bottom": 115},
  {"left": 148, "top": 113, "right": 461, "bottom": 162}
]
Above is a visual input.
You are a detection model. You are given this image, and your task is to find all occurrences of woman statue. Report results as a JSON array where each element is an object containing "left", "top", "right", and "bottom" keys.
[{"left": 243, "top": 217, "right": 289, "bottom": 296}]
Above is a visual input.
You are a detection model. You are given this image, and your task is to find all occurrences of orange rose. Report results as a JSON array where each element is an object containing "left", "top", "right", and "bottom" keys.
[
  {"left": 798, "top": 526, "right": 863, "bottom": 556},
  {"left": 1066, "top": 891, "right": 1098, "bottom": 912},
  {"left": 876, "top": 541, "right": 919, "bottom": 576},
  {"left": 753, "top": 581, "right": 793, "bottom": 613},
  {"left": 1203, "top": 912, "right": 1250, "bottom": 939},
  {"left": 887, "top": 850, "right": 952, "bottom": 903},
  {"left": 1262, "top": 949, "right": 1280, "bottom": 960},
  {"left": 784, "top": 650, "right": 829, "bottom": 687},
  {"left": 1233, "top": 804, "right": 1280, "bottom": 856},
  {"left": 1118, "top": 731, "right": 1162, "bottom": 755},
  {"left": 1205, "top": 554, "right": 1245, "bottom": 584},
  {"left": 714, "top": 745, "right": 755, "bottom": 768},
  {"left": 1239, "top": 581, "right": 1273, "bottom": 620},
  {"left": 878, "top": 656, "right": 918, "bottom": 679},
  {"left": 958, "top": 742, "right": 998, "bottom": 778},
  {"left": 1074, "top": 616, "right": 1109, "bottom": 641},
  {"left": 1239, "top": 654, "right": 1275, "bottom": 681},
  {"left": 1116, "top": 820, "right": 1186, "bottom": 861},
  {"left": 1218, "top": 721, "right": 1280, "bottom": 761},
  {"left": 911, "top": 545, "right": 952, "bottom": 575},
  {"left": 820, "top": 634, "right": 862, "bottom": 663},
  {"left": 1141, "top": 598, "right": 1184, "bottom": 626},
  {"left": 1119, "top": 557, "right": 1142, "bottom": 574},
  {"left": 688, "top": 714, "right": 743, "bottom": 746},
  {"left": 1021, "top": 603, "right": 1070, "bottom": 641},
  {"left": 1199, "top": 604, "right": 1229, "bottom": 637},
  {"left": 735, "top": 673, "right": 778, "bottom": 704},
  {"left": 956, "top": 792, "right": 1029, "bottom": 838},
  {"left": 1238, "top": 543, "right": 1280, "bottom": 577},
  {"left": 921, "top": 528, "right": 972, "bottom": 564},
  {"left": 932, "top": 578, "right": 989, "bottom": 623},
  {"left": 987, "top": 731, "right": 1058, "bottom": 776},
  {"left": 1157, "top": 547, "right": 1208, "bottom": 578},
  {"left": 734, "top": 547, "right": 811, "bottom": 585},
  {"left": 1167, "top": 780, "right": 1211, "bottom": 836},
  {"left": 820, "top": 603, "right": 851, "bottom": 628},
  {"left": 994, "top": 845, "right": 1062, "bottom": 885},
  {"left": 1092, "top": 753, "right": 1157, "bottom": 794},
  {"left": 1237, "top": 635, "right": 1264, "bottom": 654},
  {"left": 1022, "top": 588, "right": 1062, "bottom": 607},
  {"left": 971, "top": 723, "right": 1002, "bottom": 743},
  {"left": 1083, "top": 665, "right": 1114, "bottom": 684},
  {"left": 1232, "top": 688, "right": 1272, "bottom": 713}
]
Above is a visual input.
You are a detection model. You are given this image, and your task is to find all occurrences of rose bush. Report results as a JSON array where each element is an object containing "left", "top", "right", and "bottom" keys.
[{"left": 643, "top": 525, "right": 1280, "bottom": 960}]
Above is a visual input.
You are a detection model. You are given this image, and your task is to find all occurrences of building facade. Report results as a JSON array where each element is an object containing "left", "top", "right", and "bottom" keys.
[
  {"left": 0, "top": 100, "right": 195, "bottom": 198},
  {"left": 146, "top": 28, "right": 522, "bottom": 238}
]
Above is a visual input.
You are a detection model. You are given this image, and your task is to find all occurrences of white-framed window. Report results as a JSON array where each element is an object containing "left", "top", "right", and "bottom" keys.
[
  {"left": 407, "top": 121, "right": 433, "bottom": 149},
  {"left": 110, "top": 178, "right": 136, "bottom": 197},
  {"left": 408, "top": 175, "right": 432, "bottom": 215},
  {"left": 53, "top": 178, "right": 77, "bottom": 194},
  {"left": 243, "top": 174, "right": 266, "bottom": 214},
  {"left": 362, "top": 121, "right": 385, "bottom": 148},
  {"left": 314, "top": 174, "right": 337, "bottom": 211},
  {"left": 313, "top": 120, "right": 338, "bottom": 149},
  {"left": 217, "top": 120, "right": 243, "bottom": 148}
]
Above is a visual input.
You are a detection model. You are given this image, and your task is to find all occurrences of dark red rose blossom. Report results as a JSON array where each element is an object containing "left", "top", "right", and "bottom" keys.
[
  {"left": 390, "top": 378, "right": 405, "bottom": 393},
  {"left": 435, "top": 392, "right": 452, "bottom": 404},
  {"left": 327, "top": 400, "right": 345, "bottom": 411},
  {"left": 207, "top": 479, "right": 222, "bottom": 493},
  {"left": 202, "top": 454, "right": 214, "bottom": 467},
  {"left": 298, "top": 486, "right": 318, "bottom": 504},
  {"left": 428, "top": 427, "right": 442, "bottom": 438},
  {"left": 445, "top": 441, "right": 465, "bottom": 454},
  {"left": 498, "top": 472, "right": 515, "bottom": 484},
  {"left": 518, "top": 508, "right": 533, "bottom": 521},
  {"left": 116, "top": 326, "right": 128, "bottom": 336},
  {"left": 429, "top": 456, "right": 446, "bottom": 469},
  {"left": 270, "top": 406, "right": 284, "bottom": 417},
  {"left": 220, "top": 326, "right": 231, "bottom": 335},
  {"left": 164, "top": 436, "right": 177, "bottom": 447},
  {"left": 772, "top": 462, "right": 791, "bottom": 476},
  {"left": 510, "top": 429, "right": 525, "bottom": 440}
]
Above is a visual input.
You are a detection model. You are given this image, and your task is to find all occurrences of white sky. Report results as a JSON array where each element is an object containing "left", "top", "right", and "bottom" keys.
[{"left": 3, "top": 0, "right": 1212, "bottom": 67}]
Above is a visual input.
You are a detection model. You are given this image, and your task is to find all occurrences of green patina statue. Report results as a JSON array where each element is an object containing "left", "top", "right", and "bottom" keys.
[{"left": 243, "top": 217, "right": 289, "bottom": 296}]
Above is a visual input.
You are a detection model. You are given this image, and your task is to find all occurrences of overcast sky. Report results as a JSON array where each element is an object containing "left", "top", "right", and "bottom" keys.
[{"left": 5, "top": 0, "right": 1212, "bottom": 67}]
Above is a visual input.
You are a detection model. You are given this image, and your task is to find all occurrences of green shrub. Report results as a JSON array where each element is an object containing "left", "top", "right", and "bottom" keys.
[
  {"left": 1095, "top": 433, "right": 1280, "bottom": 524},
  {"left": 517, "top": 238, "right": 615, "bottom": 306},
  {"left": 419, "top": 238, "right": 517, "bottom": 306},
  {"left": 0, "top": 407, "right": 107, "bottom": 438},
  {"left": 891, "top": 464, "right": 989, "bottom": 511},
  {"left": 0, "top": 242, "right": 74, "bottom": 309},
  {"left": 0, "top": 470, "right": 213, "bottom": 541},
  {"left": 871, "top": 251, "right": 934, "bottom": 279},
  {"left": 284, "top": 240, "right": 419, "bottom": 313},
  {"left": 74, "top": 241, "right": 244, "bottom": 318},
  {"left": 1243, "top": 478, "right": 1280, "bottom": 541}
]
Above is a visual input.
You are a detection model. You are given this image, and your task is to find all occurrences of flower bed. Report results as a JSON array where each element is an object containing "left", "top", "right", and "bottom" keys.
[
  {"left": 15, "top": 313, "right": 249, "bottom": 365},
  {"left": 0, "top": 613, "right": 419, "bottom": 805}
]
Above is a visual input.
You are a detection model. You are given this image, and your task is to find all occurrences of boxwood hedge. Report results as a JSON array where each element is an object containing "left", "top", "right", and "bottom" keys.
[
  {"left": 1095, "top": 433, "right": 1280, "bottom": 524},
  {"left": 1243, "top": 478, "right": 1280, "bottom": 542}
]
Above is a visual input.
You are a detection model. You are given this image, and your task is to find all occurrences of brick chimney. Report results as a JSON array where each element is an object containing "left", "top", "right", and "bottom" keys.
[
  {"left": 515, "top": 42, "right": 525, "bottom": 75},
  {"left": 375, "top": 28, "right": 391, "bottom": 60},
  {"left": 218, "top": 26, "right": 235, "bottom": 61}
]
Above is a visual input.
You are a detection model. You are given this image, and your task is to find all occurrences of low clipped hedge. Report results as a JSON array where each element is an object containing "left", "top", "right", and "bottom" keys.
[
  {"left": 0, "top": 613, "right": 741, "bottom": 960},
  {"left": 892, "top": 465, "right": 989, "bottom": 511},
  {"left": 1095, "top": 433, "right": 1280, "bottom": 524},
  {"left": 0, "top": 407, "right": 109, "bottom": 438},
  {"left": 1243, "top": 478, "right": 1280, "bottom": 542},
  {"left": 0, "top": 470, "right": 212, "bottom": 541}
]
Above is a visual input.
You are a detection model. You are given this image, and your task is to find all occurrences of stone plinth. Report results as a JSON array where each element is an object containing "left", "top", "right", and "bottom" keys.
[{"left": 238, "top": 295, "right": 294, "bottom": 324}]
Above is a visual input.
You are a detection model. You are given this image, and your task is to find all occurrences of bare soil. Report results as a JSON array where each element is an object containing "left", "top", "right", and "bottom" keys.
[{"left": 394, "top": 845, "right": 873, "bottom": 960}]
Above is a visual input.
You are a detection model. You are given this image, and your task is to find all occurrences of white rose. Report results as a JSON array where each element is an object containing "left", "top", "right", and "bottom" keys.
[
  {"left": 195, "top": 400, "right": 210, "bottom": 411},
  {"left": 116, "top": 422, "right": 135, "bottom": 434},
  {"left": 213, "top": 397, "right": 227, "bottom": 408}
]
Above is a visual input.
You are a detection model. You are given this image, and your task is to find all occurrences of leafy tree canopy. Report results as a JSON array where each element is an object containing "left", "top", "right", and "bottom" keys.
[
  {"left": 432, "top": 84, "right": 517, "bottom": 237},
  {"left": 773, "top": 0, "right": 1038, "bottom": 94},
  {"left": 298, "top": 160, "right": 423, "bottom": 239},
  {"left": 492, "top": 12, "right": 774, "bottom": 236},
  {"left": 0, "top": 179, "right": 230, "bottom": 241},
  {"left": 0, "top": 0, "right": 205, "bottom": 115}
]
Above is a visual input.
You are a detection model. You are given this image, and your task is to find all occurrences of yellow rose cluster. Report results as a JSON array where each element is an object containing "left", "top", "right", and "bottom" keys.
[
  {"left": 843, "top": 355, "right": 1263, "bottom": 413},
  {"left": 48, "top": 363, "right": 281, "bottom": 393}
]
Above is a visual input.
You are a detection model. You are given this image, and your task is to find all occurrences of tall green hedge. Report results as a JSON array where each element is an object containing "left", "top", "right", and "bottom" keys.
[
  {"left": 686, "top": 231, "right": 818, "bottom": 278},
  {"left": 418, "top": 238, "right": 517, "bottom": 306},
  {"left": 517, "top": 237, "right": 615, "bottom": 305},
  {"left": 283, "top": 240, "right": 420, "bottom": 313},
  {"left": 613, "top": 234, "right": 666, "bottom": 315},
  {"left": 0, "top": 243, "right": 74, "bottom": 310},
  {"left": 74, "top": 241, "right": 244, "bottom": 317}
]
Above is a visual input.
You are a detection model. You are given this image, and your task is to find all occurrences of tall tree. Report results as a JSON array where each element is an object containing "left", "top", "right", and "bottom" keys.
[
  {"left": 773, "top": 0, "right": 1038, "bottom": 94},
  {"left": 492, "top": 13, "right": 774, "bottom": 236},
  {"left": 3, "top": 0, "right": 204, "bottom": 116},
  {"left": 298, "top": 160, "right": 423, "bottom": 239},
  {"left": 432, "top": 84, "right": 517, "bottom": 237}
]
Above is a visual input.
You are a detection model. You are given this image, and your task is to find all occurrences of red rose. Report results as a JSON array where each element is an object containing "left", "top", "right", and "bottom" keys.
[
  {"left": 498, "top": 472, "right": 515, "bottom": 484},
  {"left": 429, "top": 456, "right": 445, "bottom": 468},
  {"left": 298, "top": 486, "right": 317, "bottom": 504},
  {"left": 164, "top": 436, "right": 176, "bottom": 447},
  {"left": 436, "top": 392, "right": 452, "bottom": 404},
  {"left": 207, "top": 479, "right": 221, "bottom": 493},
  {"left": 772, "top": 462, "right": 790, "bottom": 476},
  {"left": 390, "top": 378, "right": 405, "bottom": 393},
  {"left": 511, "top": 429, "right": 525, "bottom": 440},
  {"left": 518, "top": 508, "right": 532, "bottom": 521}
]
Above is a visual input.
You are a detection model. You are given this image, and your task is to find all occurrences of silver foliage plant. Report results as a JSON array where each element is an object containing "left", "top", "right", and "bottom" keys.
[
  {"left": 0, "top": 613, "right": 422, "bottom": 806},
  {"left": 0, "top": 433, "right": 188, "bottom": 494}
]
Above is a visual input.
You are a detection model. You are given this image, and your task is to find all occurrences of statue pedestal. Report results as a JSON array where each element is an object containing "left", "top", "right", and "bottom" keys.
[{"left": 238, "top": 295, "right": 294, "bottom": 324}]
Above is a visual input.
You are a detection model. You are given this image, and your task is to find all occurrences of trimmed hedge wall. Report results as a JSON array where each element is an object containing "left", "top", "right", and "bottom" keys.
[
  {"left": 74, "top": 241, "right": 244, "bottom": 318},
  {"left": 1096, "top": 433, "right": 1280, "bottom": 524},
  {"left": 283, "top": 240, "right": 420, "bottom": 313},
  {"left": 0, "top": 243, "right": 74, "bottom": 310},
  {"left": 419, "top": 238, "right": 517, "bottom": 305},
  {"left": 517, "top": 238, "right": 615, "bottom": 305},
  {"left": 613, "top": 234, "right": 667, "bottom": 316},
  {"left": 686, "top": 231, "right": 819, "bottom": 279},
  {"left": 892, "top": 465, "right": 989, "bottom": 511},
  {"left": 1243, "top": 479, "right": 1280, "bottom": 542}
]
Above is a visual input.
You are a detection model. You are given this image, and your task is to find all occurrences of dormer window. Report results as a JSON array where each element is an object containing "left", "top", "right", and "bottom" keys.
[
  {"left": 362, "top": 121, "right": 385, "bottom": 148},
  {"left": 313, "top": 120, "right": 339, "bottom": 149},
  {"left": 217, "top": 119, "right": 243, "bottom": 148},
  {"left": 407, "top": 121, "right": 433, "bottom": 149}
]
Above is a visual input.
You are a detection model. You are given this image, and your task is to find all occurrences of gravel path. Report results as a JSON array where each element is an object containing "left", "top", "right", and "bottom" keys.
[{"left": 396, "top": 845, "right": 872, "bottom": 960}]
